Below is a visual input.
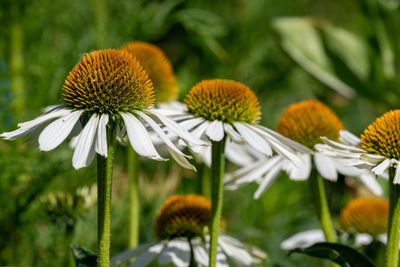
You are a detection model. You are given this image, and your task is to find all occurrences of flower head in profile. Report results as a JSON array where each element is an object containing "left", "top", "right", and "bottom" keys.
[
  {"left": 316, "top": 110, "right": 400, "bottom": 184},
  {"left": 111, "top": 194, "right": 267, "bottom": 267},
  {"left": 158, "top": 79, "right": 305, "bottom": 167},
  {"left": 121, "top": 41, "right": 178, "bottom": 103},
  {"left": 1, "top": 49, "right": 205, "bottom": 169},
  {"left": 225, "top": 99, "right": 382, "bottom": 198},
  {"left": 281, "top": 198, "right": 389, "bottom": 250}
]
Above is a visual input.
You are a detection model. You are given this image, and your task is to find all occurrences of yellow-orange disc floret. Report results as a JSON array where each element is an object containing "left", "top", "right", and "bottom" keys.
[
  {"left": 61, "top": 49, "right": 154, "bottom": 115},
  {"left": 184, "top": 80, "right": 261, "bottom": 124},
  {"left": 339, "top": 198, "right": 388, "bottom": 237},
  {"left": 121, "top": 41, "right": 178, "bottom": 103},
  {"left": 360, "top": 110, "right": 400, "bottom": 160},
  {"left": 276, "top": 99, "right": 344, "bottom": 149},
  {"left": 154, "top": 195, "right": 212, "bottom": 240}
]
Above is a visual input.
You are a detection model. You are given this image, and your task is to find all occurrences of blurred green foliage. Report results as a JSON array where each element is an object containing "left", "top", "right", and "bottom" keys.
[{"left": 0, "top": 0, "right": 395, "bottom": 266}]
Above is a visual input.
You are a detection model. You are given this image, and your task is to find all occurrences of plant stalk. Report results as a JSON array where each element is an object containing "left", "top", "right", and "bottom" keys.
[
  {"left": 386, "top": 167, "right": 400, "bottom": 267},
  {"left": 97, "top": 125, "right": 116, "bottom": 267},
  {"left": 209, "top": 138, "right": 226, "bottom": 267},
  {"left": 128, "top": 148, "right": 139, "bottom": 248}
]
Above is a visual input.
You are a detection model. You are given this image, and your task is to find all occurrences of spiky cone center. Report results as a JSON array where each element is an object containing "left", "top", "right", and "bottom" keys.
[
  {"left": 339, "top": 198, "right": 388, "bottom": 237},
  {"left": 360, "top": 110, "right": 400, "bottom": 160},
  {"left": 61, "top": 49, "right": 155, "bottom": 115},
  {"left": 121, "top": 42, "right": 178, "bottom": 103},
  {"left": 154, "top": 195, "right": 220, "bottom": 240},
  {"left": 276, "top": 99, "right": 344, "bottom": 149},
  {"left": 184, "top": 79, "right": 261, "bottom": 124}
]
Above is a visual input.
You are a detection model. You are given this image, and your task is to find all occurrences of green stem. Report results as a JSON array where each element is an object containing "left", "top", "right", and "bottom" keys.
[
  {"left": 97, "top": 125, "right": 116, "bottom": 267},
  {"left": 386, "top": 167, "right": 400, "bottom": 267},
  {"left": 309, "top": 169, "right": 336, "bottom": 243},
  {"left": 209, "top": 139, "right": 226, "bottom": 267},
  {"left": 128, "top": 148, "right": 139, "bottom": 248},
  {"left": 10, "top": 3, "right": 24, "bottom": 121}
]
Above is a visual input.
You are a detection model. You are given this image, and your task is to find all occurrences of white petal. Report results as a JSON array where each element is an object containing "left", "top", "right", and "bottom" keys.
[
  {"left": 216, "top": 247, "right": 229, "bottom": 267},
  {"left": 285, "top": 154, "right": 312, "bottom": 180},
  {"left": 191, "top": 238, "right": 208, "bottom": 266},
  {"left": 111, "top": 243, "right": 153, "bottom": 266},
  {"left": 72, "top": 114, "right": 99, "bottom": 169},
  {"left": 314, "top": 153, "right": 338, "bottom": 181},
  {"left": 372, "top": 158, "right": 392, "bottom": 176},
  {"left": 218, "top": 236, "right": 252, "bottom": 266},
  {"left": 205, "top": 120, "right": 225, "bottom": 142},
  {"left": 339, "top": 130, "right": 361, "bottom": 146},
  {"left": 280, "top": 229, "right": 325, "bottom": 250},
  {"left": 224, "top": 123, "right": 244, "bottom": 143},
  {"left": 38, "top": 110, "right": 83, "bottom": 151},
  {"left": 254, "top": 161, "right": 283, "bottom": 199},
  {"left": 18, "top": 106, "right": 71, "bottom": 130},
  {"left": 394, "top": 164, "right": 400, "bottom": 184},
  {"left": 320, "top": 136, "right": 365, "bottom": 153},
  {"left": 236, "top": 156, "right": 282, "bottom": 186},
  {"left": 120, "top": 112, "right": 165, "bottom": 160},
  {"left": 95, "top": 114, "right": 109, "bottom": 157},
  {"left": 158, "top": 238, "right": 190, "bottom": 267},
  {"left": 225, "top": 141, "right": 255, "bottom": 166},
  {"left": 1, "top": 127, "right": 38, "bottom": 140},
  {"left": 233, "top": 122, "right": 272, "bottom": 156},
  {"left": 137, "top": 111, "right": 194, "bottom": 170},
  {"left": 129, "top": 242, "right": 166, "bottom": 267},
  {"left": 358, "top": 173, "right": 383, "bottom": 196},
  {"left": 149, "top": 110, "right": 208, "bottom": 146},
  {"left": 178, "top": 117, "right": 204, "bottom": 131},
  {"left": 355, "top": 234, "right": 373, "bottom": 246}
]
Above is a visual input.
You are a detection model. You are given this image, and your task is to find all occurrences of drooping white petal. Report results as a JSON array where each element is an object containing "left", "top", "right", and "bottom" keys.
[
  {"left": 254, "top": 161, "right": 283, "bottom": 199},
  {"left": 95, "top": 114, "right": 109, "bottom": 157},
  {"left": 218, "top": 235, "right": 253, "bottom": 266},
  {"left": 236, "top": 156, "right": 282, "bottom": 186},
  {"left": 285, "top": 154, "right": 311, "bottom": 180},
  {"left": 360, "top": 154, "right": 386, "bottom": 165},
  {"left": 216, "top": 246, "right": 229, "bottom": 267},
  {"left": 158, "top": 238, "right": 191, "bottom": 267},
  {"left": 1, "top": 127, "right": 37, "bottom": 140},
  {"left": 110, "top": 243, "right": 153, "bottom": 266},
  {"left": 280, "top": 229, "right": 325, "bottom": 250},
  {"left": 358, "top": 173, "right": 383, "bottom": 196},
  {"left": 137, "top": 111, "right": 195, "bottom": 170},
  {"left": 372, "top": 158, "right": 392, "bottom": 176},
  {"left": 129, "top": 242, "right": 166, "bottom": 267},
  {"left": 224, "top": 123, "right": 244, "bottom": 143},
  {"left": 120, "top": 112, "right": 165, "bottom": 161},
  {"left": 225, "top": 141, "right": 255, "bottom": 166},
  {"left": 187, "top": 121, "right": 210, "bottom": 154},
  {"left": 314, "top": 153, "right": 338, "bottom": 181},
  {"left": 339, "top": 130, "right": 361, "bottom": 146},
  {"left": 320, "top": 136, "right": 365, "bottom": 153},
  {"left": 18, "top": 106, "right": 71, "bottom": 130},
  {"left": 38, "top": 110, "right": 83, "bottom": 151},
  {"left": 178, "top": 117, "right": 204, "bottom": 131},
  {"left": 355, "top": 234, "right": 373, "bottom": 247},
  {"left": 205, "top": 120, "right": 225, "bottom": 142},
  {"left": 191, "top": 238, "right": 208, "bottom": 266},
  {"left": 72, "top": 114, "right": 99, "bottom": 169},
  {"left": 149, "top": 110, "right": 208, "bottom": 146},
  {"left": 233, "top": 122, "right": 272, "bottom": 156},
  {"left": 394, "top": 164, "right": 400, "bottom": 184}
]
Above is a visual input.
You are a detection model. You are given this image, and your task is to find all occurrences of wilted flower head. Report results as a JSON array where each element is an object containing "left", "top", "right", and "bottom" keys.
[
  {"left": 122, "top": 41, "right": 178, "bottom": 103},
  {"left": 1, "top": 49, "right": 205, "bottom": 170},
  {"left": 111, "top": 194, "right": 267, "bottom": 267}
]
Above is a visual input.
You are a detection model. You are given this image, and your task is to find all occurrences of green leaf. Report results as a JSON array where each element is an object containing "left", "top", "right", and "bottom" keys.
[
  {"left": 71, "top": 245, "right": 97, "bottom": 267},
  {"left": 289, "top": 242, "right": 375, "bottom": 267},
  {"left": 272, "top": 17, "right": 356, "bottom": 98}
]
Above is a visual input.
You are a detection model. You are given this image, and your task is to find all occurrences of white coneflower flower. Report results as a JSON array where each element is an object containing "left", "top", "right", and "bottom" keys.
[
  {"left": 1, "top": 49, "right": 205, "bottom": 170},
  {"left": 157, "top": 79, "right": 305, "bottom": 166},
  {"left": 281, "top": 198, "right": 389, "bottom": 250},
  {"left": 225, "top": 99, "right": 382, "bottom": 198},
  {"left": 111, "top": 195, "right": 267, "bottom": 267}
]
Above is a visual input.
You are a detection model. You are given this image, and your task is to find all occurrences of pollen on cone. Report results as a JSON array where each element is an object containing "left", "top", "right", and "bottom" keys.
[
  {"left": 121, "top": 41, "right": 178, "bottom": 103},
  {"left": 276, "top": 99, "right": 344, "bottom": 148},
  {"left": 61, "top": 49, "right": 154, "bottom": 114},
  {"left": 184, "top": 79, "right": 261, "bottom": 124}
]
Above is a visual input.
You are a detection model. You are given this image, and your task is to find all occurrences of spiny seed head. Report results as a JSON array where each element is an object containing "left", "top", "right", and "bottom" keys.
[
  {"left": 276, "top": 99, "right": 344, "bottom": 149},
  {"left": 339, "top": 198, "right": 388, "bottom": 237},
  {"left": 121, "top": 42, "right": 178, "bottom": 103},
  {"left": 184, "top": 80, "right": 261, "bottom": 124},
  {"left": 61, "top": 49, "right": 154, "bottom": 115},
  {"left": 154, "top": 195, "right": 214, "bottom": 240},
  {"left": 360, "top": 110, "right": 400, "bottom": 160}
]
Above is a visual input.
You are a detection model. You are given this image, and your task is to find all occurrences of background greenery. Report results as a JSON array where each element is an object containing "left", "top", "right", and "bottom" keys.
[{"left": 0, "top": 0, "right": 396, "bottom": 266}]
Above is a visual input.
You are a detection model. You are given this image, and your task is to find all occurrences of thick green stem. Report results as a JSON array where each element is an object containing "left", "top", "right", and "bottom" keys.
[
  {"left": 128, "top": 148, "right": 139, "bottom": 248},
  {"left": 386, "top": 167, "right": 400, "bottom": 267},
  {"left": 209, "top": 139, "right": 226, "bottom": 267},
  {"left": 309, "top": 169, "right": 336, "bottom": 243},
  {"left": 97, "top": 126, "right": 116, "bottom": 267},
  {"left": 10, "top": 3, "right": 24, "bottom": 121}
]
